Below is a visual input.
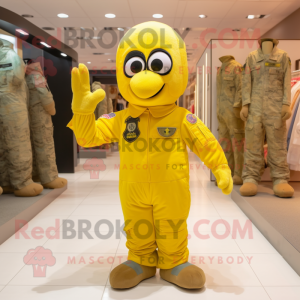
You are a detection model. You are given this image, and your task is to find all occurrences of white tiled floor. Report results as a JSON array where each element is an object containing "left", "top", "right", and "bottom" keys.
[{"left": 0, "top": 152, "right": 300, "bottom": 299}]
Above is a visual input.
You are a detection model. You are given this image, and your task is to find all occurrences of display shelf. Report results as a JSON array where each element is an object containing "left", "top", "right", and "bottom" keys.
[
  {"left": 231, "top": 182, "right": 300, "bottom": 276},
  {"left": 0, "top": 186, "right": 67, "bottom": 245}
]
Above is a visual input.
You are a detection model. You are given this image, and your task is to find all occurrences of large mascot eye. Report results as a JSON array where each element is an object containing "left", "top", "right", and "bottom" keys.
[
  {"left": 124, "top": 57, "right": 145, "bottom": 77},
  {"left": 148, "top": 50, "right": 172, "bottom": 75}
]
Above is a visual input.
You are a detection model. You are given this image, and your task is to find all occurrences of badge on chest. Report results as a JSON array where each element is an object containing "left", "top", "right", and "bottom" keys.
[
  {"left": 157, "top": 127, "right": 177, "bottom": 137},
  {"left": 123, "top": 116, "right": 140, "bottom": 143}
]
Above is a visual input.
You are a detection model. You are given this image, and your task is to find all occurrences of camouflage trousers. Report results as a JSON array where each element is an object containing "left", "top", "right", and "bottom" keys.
[
  {"left": 243, "top": 114, "right": 290, "bottom": 184},
  {"left": 29, "top": 102, "right": 58, "bottom": 184},
  {"left": 0, "top": 102, "right": 33, "bottom": 189},
  {"left": 218, "top": 114, "right": 245, "bottom": 178}
]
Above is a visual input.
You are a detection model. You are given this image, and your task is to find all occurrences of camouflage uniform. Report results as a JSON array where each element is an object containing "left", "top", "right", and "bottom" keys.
[
  {"left": 0, "top": 38, "right": 33, "bottom": 189},
  {"left": 242, "top": 39, "right": 290, "bottom": 185},
  {"left": 25, "top": 62, "right": 58, "bottom": 184},
  {"left": 217, "top": 56, "right": 244, "bottom": 178}
]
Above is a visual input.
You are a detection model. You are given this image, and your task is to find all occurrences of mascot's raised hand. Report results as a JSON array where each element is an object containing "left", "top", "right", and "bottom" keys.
[{"left": 71, "top": 63, "right": 105, "bottom": 115}]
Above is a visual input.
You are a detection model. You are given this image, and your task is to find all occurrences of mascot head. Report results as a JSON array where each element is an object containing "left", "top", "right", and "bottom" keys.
[{"left": 116, "top": 21, "right": 188, "bottom": 107}]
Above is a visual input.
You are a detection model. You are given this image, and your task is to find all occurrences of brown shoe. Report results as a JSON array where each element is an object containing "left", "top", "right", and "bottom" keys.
[
  {"left": 233, "top": 175, "right": 243, "bottom": 185},
  {"left": 240, "top": 182, "right": 257, "bottom": 196},
  {"left": 273, "top": 183, "right": 294, "bottom": 198},
  {"left": 110, "top": 260, "right": 156, "bottom": 289},
  {"left": 42, "top": 177, "right": 67, "bottom": 189},
  {"left": 0, "top": 186, "right": 2, "bottom": 196},
  {"left": 14, "top": 183, "right": 43, "bottom": 197},
  {"left": 160, "top": 262, "right": 206, "bottom": 289}
]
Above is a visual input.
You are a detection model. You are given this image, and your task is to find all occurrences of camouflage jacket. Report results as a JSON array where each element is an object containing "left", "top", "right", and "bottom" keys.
[
  {"left": 25, "top": 62, "right": 54, "bottom": 109},
  {"left": 242, "top": 43, "right": 291, "bottom": 107},
  {"left": 216, "top": 56, "right": 242, "bottom": 115},
  {"left": 0, "top": 39, "right": 25, "bottom": 96}
]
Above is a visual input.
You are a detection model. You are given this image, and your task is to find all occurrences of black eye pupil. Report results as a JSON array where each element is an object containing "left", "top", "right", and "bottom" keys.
[
  {"left": 131, "top": 61, "right": 143, "bottom": 73},
  {"left": 151, "top": 59, "right": 163, "bottom": 72}
]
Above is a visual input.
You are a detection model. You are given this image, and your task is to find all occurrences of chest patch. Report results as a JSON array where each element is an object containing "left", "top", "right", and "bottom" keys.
[
  {"left": 186, "top": 114, "right": 197, "bottom": 124},
  {"left": 157, "top": 127, "right": 177, "bottom": 137},
  {"left": 123, "top": 116, "right": 140, "bottom": 143},
  {"left": 265, "top": 62, "right": 280, "bottom": 68},
  {"left": 0, "top": 63, "right": 13, "bottom": 70}
]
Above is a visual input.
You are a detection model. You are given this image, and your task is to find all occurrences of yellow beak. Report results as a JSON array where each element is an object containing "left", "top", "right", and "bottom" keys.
[{"left": 130, "top": 71, "right": 164, "bottom": 99}]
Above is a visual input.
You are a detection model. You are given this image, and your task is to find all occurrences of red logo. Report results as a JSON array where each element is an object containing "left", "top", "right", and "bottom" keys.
[
  {"left": 83, "top": 158, "right": 106, "bottom": 179},
  {"left": 24, "top": 246, "right": 56, "bottom": 277}
]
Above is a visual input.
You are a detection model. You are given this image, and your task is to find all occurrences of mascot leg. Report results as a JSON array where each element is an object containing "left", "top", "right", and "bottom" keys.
[
  {"left": 110, "top": 182, "right": 157, "bottom": 289},
  {"left": 154, "top": 179, "right": 206, "bottom": 289}
]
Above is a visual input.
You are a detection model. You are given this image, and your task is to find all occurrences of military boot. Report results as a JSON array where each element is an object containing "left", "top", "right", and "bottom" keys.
[
  {"left": 14, "top": 183, "right": 43, "bottom": 197},
  {"left": 240, "top": 182, "right": 257, "bottom": 196},
  {"left": 233, "top": 175, "right": 243, "bottom": 185},
  {"left": 273, "top": 183, "right": 294, "bottom": 198},
  {"left": 42, "top": 177, "right": 67, "bottom": 189}
]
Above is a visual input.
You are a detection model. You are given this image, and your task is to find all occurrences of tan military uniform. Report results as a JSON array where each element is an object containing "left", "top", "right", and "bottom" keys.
[
  {"left": 242, "top": 39, "right": 291, "bottom": 185},
  {"left": 92, "top": 81, "right": 113, "bottom": 118},
  {"left": 0, "top": 38, "right": 33, "bottom": 190},
  {"left": 217, "top": 56, "right": 244, "bottom": 178},
  {"left": 25, "top": 62, "right": 58, "bottom": 185}
]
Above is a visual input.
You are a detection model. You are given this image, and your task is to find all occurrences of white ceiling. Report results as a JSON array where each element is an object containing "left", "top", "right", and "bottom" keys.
[{"left": 1, "top": 0, "right": 300, "bottom": 71}]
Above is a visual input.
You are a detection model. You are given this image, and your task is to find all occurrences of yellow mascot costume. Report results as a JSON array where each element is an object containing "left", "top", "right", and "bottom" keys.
[{"left": 68, "top": 21, "right": 233, "bottom": 289}]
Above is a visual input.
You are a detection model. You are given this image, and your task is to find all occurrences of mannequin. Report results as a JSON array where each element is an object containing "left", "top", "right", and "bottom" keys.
[
  {"left": 217, "top": 55, "right": 244, "bottom": 185},
  {"left": 261, "top": 41, "right": 273, "bottom": 55},
  {"left": 0, "top": 38, "right": 43, "bottom": 197},
  {"left": 240, "top": 38, "right": 293, "bottom": 197}
]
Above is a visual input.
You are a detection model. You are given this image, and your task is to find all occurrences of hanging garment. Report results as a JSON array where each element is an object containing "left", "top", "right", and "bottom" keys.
[
  {"left": 287, "top": 93, "right": 300, "bottom": 170},
  {"left": 287, "top": 95, "right": 300, "bottom": 150}
]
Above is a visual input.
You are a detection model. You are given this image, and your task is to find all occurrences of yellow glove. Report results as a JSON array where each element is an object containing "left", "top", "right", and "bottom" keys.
[
  {"left": 281, "top": 104, "right": 292, "bottom": 121},
  {"left": 71, "top": 63, "right": 106, "bottom": 115},
  {"left": 212, "top": 164, "right": 233, "bottom": 195}
]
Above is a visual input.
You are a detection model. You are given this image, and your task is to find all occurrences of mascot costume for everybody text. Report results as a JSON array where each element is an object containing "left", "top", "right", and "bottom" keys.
[{"left": 68, "top": 22, "right": 232, "bottom": 289}]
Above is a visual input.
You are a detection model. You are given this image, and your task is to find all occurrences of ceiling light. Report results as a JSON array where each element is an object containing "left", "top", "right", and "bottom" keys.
[
  {"left": 42, "top": 27, "right": 55, "bottom": 31},
  {"left": 93, "top": 53, "right": 110, "bottom": 55},
  {"left": 57, "top": 13, "right": 69, "bottom": 18},
  {"left": 40, "top": 41, "right": 51, "bottom": 48},
  {"left": 105, "top": 14, "right": 116, "bottom": 18},
  {"left": 92, "top": 36, "right": 101, "bottom": 39},
  {"left": 87, "top": 62, "right": 91, "bottom": 64},
  {"left": 247, "top": 15, "right": 266, "bottom": 19},
  {"left": 21, "top": 14, "right": 33, "bottom": 18},
  {"left": 118, "top": 27, "right": 124, "bottom": 31},
  {"left": 16, "top": 29, "right": 29, "bottom": 35},
  {"left": 199, "top": 15, "right": 207, "bottom": 19},
  {"left": 61, "top": 53, "right": 67, "bottom": 57},
  {"left": 153, "top": 14, "right": 163, "bottom": 18}
]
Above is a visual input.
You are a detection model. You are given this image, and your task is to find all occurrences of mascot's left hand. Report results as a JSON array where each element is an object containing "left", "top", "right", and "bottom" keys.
[
  {"left": 212, "top": 165, "right": 233, "bottom": 195},
  {"left": 71, "top": 63, "right": 106, "bottom": 115}
]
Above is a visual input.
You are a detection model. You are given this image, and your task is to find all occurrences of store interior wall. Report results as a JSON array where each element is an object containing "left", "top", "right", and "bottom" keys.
[{"left": 262, "top": 8, "right": 300, "bottom": 41}]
